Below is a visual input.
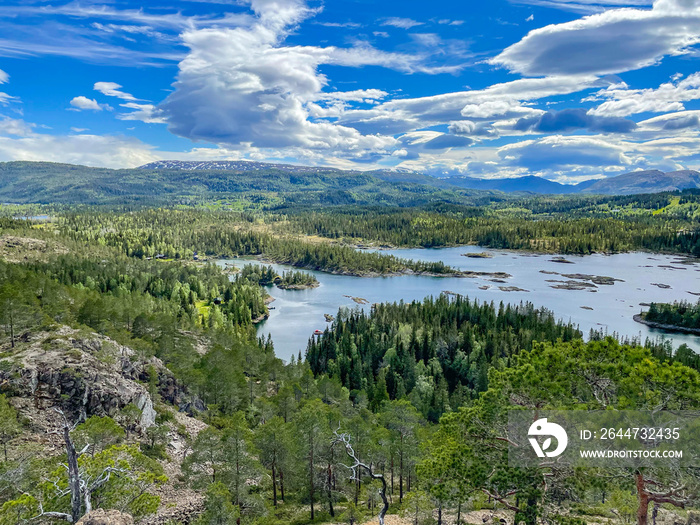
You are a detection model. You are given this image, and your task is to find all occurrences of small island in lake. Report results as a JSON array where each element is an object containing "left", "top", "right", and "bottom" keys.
[
  {"left": 238, "top": 263, "right": 319, "bottom": 289},
  {"left": 634, "top": 300, "right": 700, "bottom": 335},
  {"left": 275, "top": 270, "right": 320, "bottom": 289},
  {"left": 344, "top": 295, "right": 369, "bottom": 304}
]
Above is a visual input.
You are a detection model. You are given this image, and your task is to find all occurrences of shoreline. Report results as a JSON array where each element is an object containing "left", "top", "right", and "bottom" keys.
[
  {"left": 258, "top": 257, "right": 510, "bottom": 279},
  {"left": 276, "top": 281, "right": 320, "bottom": 290},
  {"left": 633, "top": 314, "right": 700, "bottom": 336}
]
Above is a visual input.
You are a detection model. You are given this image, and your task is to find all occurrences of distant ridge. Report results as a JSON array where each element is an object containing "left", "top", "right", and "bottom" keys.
[
  {"left": 139, "top": 159, "right": 350, "bottom": 174},
  {"left": 138, "top": 161, "right": 700, "bottom": 195},
  {"left": 443, "top": 175, "right": 581, "bottom": 194},
  {"left": 580, "top": 169, "right": 700, "bottom": 195},
  {"left": 138, "top": 160, "right": 581, "bottom": 193}
]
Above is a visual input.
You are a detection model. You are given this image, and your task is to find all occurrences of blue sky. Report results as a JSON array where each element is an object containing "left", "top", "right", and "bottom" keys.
[{"left": 1, "top": 0, "right": 700, "bottom": 182}]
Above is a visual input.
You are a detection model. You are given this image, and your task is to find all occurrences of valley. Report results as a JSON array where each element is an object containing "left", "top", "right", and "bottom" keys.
[{"left": 0, "top": 164, "right": 698, "bottom": 525}]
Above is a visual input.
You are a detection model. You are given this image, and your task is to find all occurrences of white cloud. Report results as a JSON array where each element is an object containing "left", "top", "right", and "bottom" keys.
[
  {"left": 0, "top": 116, "right": 33, "bottom": 136},
  {"left": 317, "top": 89, "right": 388, "bottom": 103},
  {"left": 0, "top": 132, "right": 160, "bottom": 168},
  {"left": 499, "top": 135, "right": 632, "bottom": 170},
  {"left": 337, "top": 75, "right": 598, "bottom": 135},
  {"left": 69, "top": 96, "right": 106, "bottom": 111},
  {"left": 381, "top": 17, "right": 423, "bottom": 29},
  {"left": 160, "top": 0, "right": 469, "bottom": 156},
  {"left": 0, "top": 70, "right": 15, "bottom": 106},
  {"left": 94, "top": 82, "right": 138, "bottom": 101},
  {"left": 492, "top": 0, "right": 700, "bottom": 76},
  {"left": 118, "top": 103, "right": 167, "bottom": 124},
  {"left": 587, "top": 73, "right": 700, "bottom": 116},
  {"left": 449, "top": 120, "right": 500, "bottom": 137},
  {"left": 508, "top": 0, "right": 653, "bottom": 14},
  {"left": 637, "top": 110, "right": 700, "bottom": 130},
  {"left": 0, "top": 3, "right": 253, "bottom": 31},
  {"left": 461, "top": 99, "right": 543, "bottom": 119}
]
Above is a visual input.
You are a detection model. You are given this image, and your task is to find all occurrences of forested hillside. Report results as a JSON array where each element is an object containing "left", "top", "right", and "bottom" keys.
[
  {"left": 0, "top": 161, "right": 485, "bottom": 207},
  {"left": 282, "top": 192, "right": 700, "bottom": 254}
]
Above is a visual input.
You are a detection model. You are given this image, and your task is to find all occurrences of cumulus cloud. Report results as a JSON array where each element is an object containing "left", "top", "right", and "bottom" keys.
[
  {"left": 514, "top": 107, "right": 637, "bottom": 133},
  {"left": 448, "top": 120, "right": 500, "bottom": 137},
  {"left": 0, "top": 131, "right": 160, "bottom": 167},
  {"left": 398, "top": 131, "right": 473, "bottom": 152},
  {"left": 159, "top": 0, "right": 439, "bottom": 156},
  {"left": 336, "top": 75, "right": 598, "bottom": 136},
  {"left": 461, "top": 99, "right": 543, "bottom": 119},
  {"left": 69, "top": 96, "right": 106, "bottom": 111},
  {"left": 0, "top": 116, "right": 33, "bottom": 136},
  {"left": 316, "top": 89, "right": 388, "bottom": 103},
  {"left": 499, "top": 135, "right": 631, "bottom": 170},
  {"left": 638, "top": 110, "right": 700, "bottom": 130},
  {"left": 492, "top": 0, "right": 700, "bottom": 76},
  {"left": 422, "top": 134, "right": 474, "bottom": 149},
  {"left": 587, "top": 73, "right": 700, "bottom": 116}
]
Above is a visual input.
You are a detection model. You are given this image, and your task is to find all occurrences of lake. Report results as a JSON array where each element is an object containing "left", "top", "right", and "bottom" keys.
[{"left": 217, "top": 247, "right": 700, "bottom": 361}]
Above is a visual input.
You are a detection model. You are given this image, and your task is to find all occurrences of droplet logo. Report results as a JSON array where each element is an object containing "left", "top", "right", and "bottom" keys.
[{"left": 528, "top": 418, "right": 568, "bottom": 458}]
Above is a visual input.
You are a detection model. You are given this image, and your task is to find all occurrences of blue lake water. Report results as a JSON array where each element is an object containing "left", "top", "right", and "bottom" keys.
[{"left": 218, "top": 247, "right": 700, "bottom": 361}]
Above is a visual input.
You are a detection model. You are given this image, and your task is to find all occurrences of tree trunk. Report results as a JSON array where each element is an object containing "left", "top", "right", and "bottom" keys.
[
  {"left": 280, "top": 469, "right": 285, "bottom": 502},
  {"left": 272, "top": 463, "right": 278, "bottom": 507},
  {"left": 64, "top": 423, "right": 83, "bottom": 523},
  {"left": 637, "top": 471, "right": 650, "bottom": 525},
  {"left": 309, "top": 437, "right": 315, "bottom": 520},
  {"left": 327, "top": 462, "right": 334, "bottom": 517},
  {"left": 399, "top": 447, "right": 403, "bottom": 504},
  {"left": 457, "top": 500, "right": 462, "bottom": 525},
  {"left": 390, "top": 456, "right": 394, "bottom": 496},
  {"left": 376, "top": 469, "right": 389, "bottom": 525},
  {"left": 438, "top": 503, "right": 442, "bottom": 525}
]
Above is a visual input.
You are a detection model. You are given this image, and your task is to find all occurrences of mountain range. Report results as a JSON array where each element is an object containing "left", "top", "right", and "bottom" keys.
[
  {"left": 0, "top": 160, "right": 698, "bottom": 206},
  {"left": 140, "top": 161, "right": 700, "bottom": 196}
]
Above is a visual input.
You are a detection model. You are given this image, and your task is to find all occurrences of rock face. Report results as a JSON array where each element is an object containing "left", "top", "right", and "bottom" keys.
[
  {"left": 76, "top": 509, "right": 134, "bottom": 525},
  {"left": 0, "top": 327, "right": 183, "bottom": 430}
]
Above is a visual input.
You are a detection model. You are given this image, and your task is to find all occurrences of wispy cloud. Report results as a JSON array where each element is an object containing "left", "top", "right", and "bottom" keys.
[
  {"left": 380, "top": 17, "right": 423, "bottom": 29},
  {"left": 0, "top": 2, "right": 253, "bottom": 31},
  {"left": 506, "top": 0, "right": 652, "bottom": 14},
  {"left": 94, "top": 82, "right": 138, "bottom": 101}
]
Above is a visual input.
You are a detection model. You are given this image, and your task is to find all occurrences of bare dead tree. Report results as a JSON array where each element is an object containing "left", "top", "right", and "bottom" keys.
[
  {"left": 29, "top": 408, "right": 125, "bottom": 523},
  {"left": 333, "top": 429, "right": 389, "bottom": 525}
]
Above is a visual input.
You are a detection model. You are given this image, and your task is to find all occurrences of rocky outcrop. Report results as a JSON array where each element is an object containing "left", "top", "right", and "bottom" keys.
[
  {"left": 76, "top": 509, "right": 134, "bottom": 525},
  {"left": 0, "top": 327, "right": 182, "bottom": 430},
  {"left": 141, "top": 496, "right": 204, "bottom": 525}
]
